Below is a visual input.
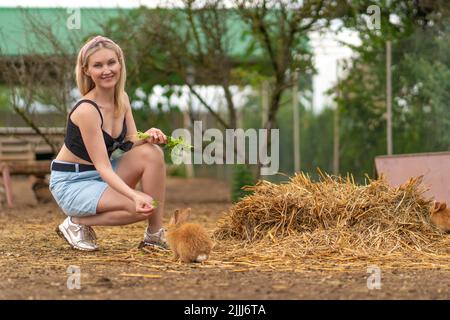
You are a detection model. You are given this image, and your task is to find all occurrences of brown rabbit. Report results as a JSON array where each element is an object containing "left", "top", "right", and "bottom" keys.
[
  {"left": 430, "top": 202, "right": 450, "bottom": 232},
  {"left": 166, "top": 208, "right": 213, "bottom": 263}
]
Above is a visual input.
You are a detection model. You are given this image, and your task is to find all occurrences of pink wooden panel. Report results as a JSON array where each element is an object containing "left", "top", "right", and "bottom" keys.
[
  {"left": 2, "top": 165, "right": 14, "bottom": 207},
  {"left": 375, "top": 152, "right": 450, "bottom": 204}
]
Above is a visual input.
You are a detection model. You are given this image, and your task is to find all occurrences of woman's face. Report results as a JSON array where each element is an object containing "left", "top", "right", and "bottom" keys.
[{"left": 84, "top": 48, "right": 121, "bottom": 90}]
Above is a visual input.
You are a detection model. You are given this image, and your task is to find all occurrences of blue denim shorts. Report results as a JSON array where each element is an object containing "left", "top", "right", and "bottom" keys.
[{"left": 49, "top": 157, "right": 122, "bottom": 217}]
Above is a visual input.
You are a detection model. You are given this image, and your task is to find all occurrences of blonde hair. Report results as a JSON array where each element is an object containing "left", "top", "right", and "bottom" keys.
[{"left": 75, "top": 35, "right": 127, "bottom": 117}]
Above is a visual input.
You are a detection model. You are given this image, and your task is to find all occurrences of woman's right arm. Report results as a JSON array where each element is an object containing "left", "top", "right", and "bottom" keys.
[{"left": 72, "top": 103, "right": 153, "bottom": 211}]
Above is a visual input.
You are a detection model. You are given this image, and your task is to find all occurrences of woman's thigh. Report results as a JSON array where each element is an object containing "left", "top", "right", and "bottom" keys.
[
  {"left": 96, "top": 144, "right": 162, "bottom": 213},
  {"left": 113, "top": 143, "right": 163, "bottom": 187},
  {"left": 96, "top": 186, "right": 134, "bottom": 213}
]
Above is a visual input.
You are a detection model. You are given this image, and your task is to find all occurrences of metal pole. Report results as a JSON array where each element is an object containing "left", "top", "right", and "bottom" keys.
[
  {"left": 386, "top": 40, "right": 393, "bottom": 155},
  {"left": 292, "top": 70, "right": 300, "bottom": 173}
]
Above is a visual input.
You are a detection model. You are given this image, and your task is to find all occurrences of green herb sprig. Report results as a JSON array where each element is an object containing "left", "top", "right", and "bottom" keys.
[
  {"left": 136, "top": 131, "right": 193, "bottom": 151},
  {"left": 136, "top": 131, "right": 193, "bottom": 164}
]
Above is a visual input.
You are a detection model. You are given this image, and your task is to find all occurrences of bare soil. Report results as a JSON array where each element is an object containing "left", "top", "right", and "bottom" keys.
[{"left": 0, "top": 176, "right": 449, "bottom": 300}]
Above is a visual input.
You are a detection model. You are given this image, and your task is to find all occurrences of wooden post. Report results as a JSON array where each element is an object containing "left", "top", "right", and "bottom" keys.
[
  {"left": 2, "top": 165, "right": 14, "bottom": 207},
  {"left": 183, "top": 110, "right": 194, "bottom": 178},
  {"left": 333, "top": 61, "right": 341, "bottom": 176},
  {"left": 261, "top": 81, "right": 269, "bottom": 128},
  {"left": 386, "top": 40, "right": 393, "bottom": 155},
  {"left": 292, "top": 69, "right": 300, "bottom": 173},
  {"left": 333, "top": 99, "right": 340, "bottom": 176}
]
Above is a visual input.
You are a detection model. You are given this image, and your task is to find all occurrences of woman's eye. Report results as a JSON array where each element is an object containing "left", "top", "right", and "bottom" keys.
[
  {"left": 94, "top": 64, "right": 102, "bottom": 68},
  {"left": 108, "top": 61, "right": 116, "bottom": 65}
]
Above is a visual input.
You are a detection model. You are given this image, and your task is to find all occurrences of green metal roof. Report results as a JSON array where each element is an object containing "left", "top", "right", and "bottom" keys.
[
  {"left": 0, "top": 7, "right": 129, "bottom": 56},
  {"left": 0, "top": 7, "right": 309, "bottom": 59}
]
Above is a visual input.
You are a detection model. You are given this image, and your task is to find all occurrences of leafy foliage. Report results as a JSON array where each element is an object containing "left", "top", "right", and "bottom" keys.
[
  {"left": 231, "top": 164, "right": 256, "bottom": 203},
  {"left": 335, "top": 0, "right": 450, "bottom": 179}
]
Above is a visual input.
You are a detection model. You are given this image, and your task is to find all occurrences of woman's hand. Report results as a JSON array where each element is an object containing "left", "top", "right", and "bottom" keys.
[
  {"left": 133, "top": 191, "right": 156, "bottom": 214},
  {"left": 144, "top": 128, "right": 167, "bottom": 145}
]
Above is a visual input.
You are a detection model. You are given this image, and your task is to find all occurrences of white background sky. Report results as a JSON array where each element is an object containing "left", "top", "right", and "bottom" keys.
[
  {"left": 2, "top": 0, "right": 200, "bottom": 7},
  {"left": 0, "top": 0, "right": 360, "bottom": 112}
]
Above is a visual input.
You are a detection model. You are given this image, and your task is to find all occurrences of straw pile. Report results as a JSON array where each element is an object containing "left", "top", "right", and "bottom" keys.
[{"left": 214, "top": 172, "right": 449, "bottom": 257}]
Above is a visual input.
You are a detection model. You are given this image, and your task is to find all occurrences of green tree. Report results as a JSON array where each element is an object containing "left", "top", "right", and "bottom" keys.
[
  {"left": 334, "top": 0, "right": 450, "bottom": 179},
  {"left": 103, "top": 1, "right": 338, "bottom": 177}
]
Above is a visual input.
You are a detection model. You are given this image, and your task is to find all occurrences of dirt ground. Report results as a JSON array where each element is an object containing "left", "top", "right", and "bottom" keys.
[{"left": 0, "top": 176, "right": 449, "bottom": 300}]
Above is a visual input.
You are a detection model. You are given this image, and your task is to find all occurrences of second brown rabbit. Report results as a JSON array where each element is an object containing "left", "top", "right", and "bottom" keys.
[
  {"left": 430, "top": 202, "right": 450, "bottom": 232},
  {"left": 166, "top": 208, "right": 213, "bottom": 263}
]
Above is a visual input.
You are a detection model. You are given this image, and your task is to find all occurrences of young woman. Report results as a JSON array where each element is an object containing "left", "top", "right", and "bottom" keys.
[{"left": 49, "top": 35, "right": 168, "bottom": 251}]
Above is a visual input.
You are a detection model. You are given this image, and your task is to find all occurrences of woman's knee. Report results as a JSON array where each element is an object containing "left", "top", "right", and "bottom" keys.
[{"left": 139, "top": 144, "right": 165, "bottom": 167}]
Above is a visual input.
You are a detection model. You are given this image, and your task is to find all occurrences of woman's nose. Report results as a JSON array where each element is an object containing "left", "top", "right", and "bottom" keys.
[{"left": 102, "top": 66, "right": 113, "bottom": 73}]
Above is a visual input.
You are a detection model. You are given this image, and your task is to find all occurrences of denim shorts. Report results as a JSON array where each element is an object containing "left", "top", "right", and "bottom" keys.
[{"left": 49, "top": 157, "right": 122, "bottom": 217}]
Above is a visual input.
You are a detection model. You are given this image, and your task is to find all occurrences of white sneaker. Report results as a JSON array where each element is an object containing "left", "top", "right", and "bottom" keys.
[
  {"left": 139, "top": 227, "right": 169, "bottom": 250},
  {"left": 56, "top": 217, "right": 98, "bottom": 251}
]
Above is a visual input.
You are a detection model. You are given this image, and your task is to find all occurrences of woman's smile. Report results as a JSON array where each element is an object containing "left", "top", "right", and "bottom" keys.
[{"left": 101, "top": 74, "right": 115, "bottom": 81}]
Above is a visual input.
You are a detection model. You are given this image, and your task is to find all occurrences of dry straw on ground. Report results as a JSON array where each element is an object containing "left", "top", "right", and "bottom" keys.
[
  {"left": 2, "top": 173, "right": 447, "bottom": 274},
  {"left": 213, "top": 172, "right": 450, "bottom": 270}
]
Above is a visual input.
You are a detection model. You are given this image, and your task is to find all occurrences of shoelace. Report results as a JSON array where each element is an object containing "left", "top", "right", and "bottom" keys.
[
  {"left": 74, "top": 225, "right": 97, "bottom": 243},
  {"left": 87, "top": 227, "right": 97, "bottom": 241},
  {"left": 145, "top": 228, "right": 166, "bottom": 243}
]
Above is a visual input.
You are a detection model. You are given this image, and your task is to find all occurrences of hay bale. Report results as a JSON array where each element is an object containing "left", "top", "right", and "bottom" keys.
[{"left": 214, "top": 172, "right": 448, "bottom": 254}]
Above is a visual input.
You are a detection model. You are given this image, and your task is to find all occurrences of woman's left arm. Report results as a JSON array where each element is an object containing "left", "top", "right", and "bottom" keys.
[{"left": 124, "top": 93, "right": 167, "bottom": 146}]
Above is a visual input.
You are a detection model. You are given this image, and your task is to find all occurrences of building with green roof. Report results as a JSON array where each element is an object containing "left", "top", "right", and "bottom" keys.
[
  {"left": 0, "top": 6, "right": 275, "bottom": 58},
  {"left": 0, "top": 7, "right": 128, "bottom": 56}
]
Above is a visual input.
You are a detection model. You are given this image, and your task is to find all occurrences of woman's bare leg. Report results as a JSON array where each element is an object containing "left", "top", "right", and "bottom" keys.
[{"left": 73, "top": 143, "right": 166, "bottom": 229}]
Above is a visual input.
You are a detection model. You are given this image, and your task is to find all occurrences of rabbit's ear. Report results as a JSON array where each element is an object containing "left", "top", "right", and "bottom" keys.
[
  {"left": 434, "top": 202, "right": 440, "bottom": 211},
  {"left": 172, "top": 209, "right": 181, "bottom": 224},
  {"left": 439, "top": 202, "right": 447, "bottom": 211},
  {"left": 176, "top": 208, "right": 191, "bottom": 224}
]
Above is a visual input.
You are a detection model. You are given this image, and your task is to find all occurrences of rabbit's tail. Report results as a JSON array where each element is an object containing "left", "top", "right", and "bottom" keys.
[{"left": 195, "top": 254, "right": 208, "bottom": 262}]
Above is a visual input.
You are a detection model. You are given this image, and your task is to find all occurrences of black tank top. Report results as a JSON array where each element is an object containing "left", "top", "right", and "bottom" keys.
[{"left": 64, "top": 99, "right": 133, "bottom": 162}]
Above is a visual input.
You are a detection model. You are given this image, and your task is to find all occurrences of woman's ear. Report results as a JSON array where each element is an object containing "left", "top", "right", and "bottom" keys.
[{"left": 83, "top": 66, "right": 90, "bottom": 77}]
